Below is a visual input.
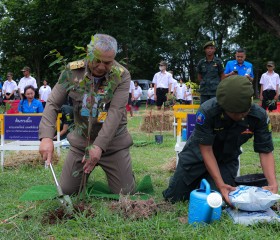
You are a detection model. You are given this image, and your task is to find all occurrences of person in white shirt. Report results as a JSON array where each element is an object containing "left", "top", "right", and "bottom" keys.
[
  {"left": 168, "top": 71, "right": 178, "bottom": 95},
  {"left": 39, "top": 79, "right": 52, "bottom": 108},
  {"left": 2, "top": 72, "right": 18, "bottom": 100},
  {"left": 153, "top": 61, "right": 172, "bottom": 110},
  {"left": 18, "top": 66, "right": 38, "bottom": 100},
  {"left": 185, "top": 85, "right": 193, "bottom": 105},
  {"left": 259, "top": 61, "right": 280, "bottom": 111},
  {"left": 127, "top": 80, "right": 134, "bottom": 117},
  {"left": 147, "top": 83, "right": 155, "bottom": 106},
  {"left": 132, "top": 81, "right": 142, "bottom": 111},
  {"left": 175, "top": 79, "right": 187, "bottom": 104}
]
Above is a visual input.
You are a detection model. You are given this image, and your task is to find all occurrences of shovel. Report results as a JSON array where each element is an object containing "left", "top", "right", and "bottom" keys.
[{"left": 48, "top": 163, "right": 74, "bottom": 214}]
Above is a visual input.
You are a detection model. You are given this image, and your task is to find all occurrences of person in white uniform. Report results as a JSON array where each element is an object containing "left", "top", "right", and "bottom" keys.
[
  {"left": 152, "top": 61, "right": 172, "bottom": 110},
  {"left": 2, "top": 72, "right": 18, "bottom": 100},
  {"left": 259, "top": 61, "right": 280, "bottom": 111},
  {"left": 18, "top": 66, "right": 38, "bottom": 100},
  {"left": 147, "top": 83, "right": 155, "bottom": 106},
  {"left": 168, "top": 71, "right": 178, "bottom": 95},
  {"left": 185, "top": 85, "right": 193, "bottom": 105},
  {"left": 175, "top": 79, "right": 187, "bottom": 104},
  {"left": 132, "top": 80, "right": 142, "bottom": 111},
  {"left": 39, "top": 79, "right": 52, "bottom": 108}
]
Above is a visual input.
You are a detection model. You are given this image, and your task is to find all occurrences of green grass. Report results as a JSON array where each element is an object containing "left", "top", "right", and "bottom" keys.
[{"left": 1, "top": 110, "right": 280, "bottom": 240}]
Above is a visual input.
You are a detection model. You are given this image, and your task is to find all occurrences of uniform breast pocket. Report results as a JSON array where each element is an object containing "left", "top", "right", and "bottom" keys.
[
  {"left": 211, "top": 65, "right": 219, "bottom": 73},
  {"left": 238, "top": 133, "right": 253, "bottom": 145},
  {"left": 201, "top": 66, "right": 207, "bottom": 73}
]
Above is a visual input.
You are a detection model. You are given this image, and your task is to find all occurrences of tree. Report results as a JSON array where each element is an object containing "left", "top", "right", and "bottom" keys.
[
  {"left": 218, "top": 0, "right": 280, "bottom": 38},
  {"left": 0, "top": 0, "right": 163, "bottom": 83}
]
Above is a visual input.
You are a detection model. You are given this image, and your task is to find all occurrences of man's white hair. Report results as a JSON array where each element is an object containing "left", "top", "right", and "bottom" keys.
[{"left": 88, "top": 34, "right": 118, "bottom": 56}]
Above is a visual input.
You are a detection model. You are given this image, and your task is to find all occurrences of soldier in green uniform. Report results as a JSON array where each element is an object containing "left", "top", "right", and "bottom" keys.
[
  {"left": 197, "top": 41, "right": 225, "bottom": 104},
  {"left": 163, "top": 76, "right": 278, "bottom": 205},
  {"left": 39, "top": 34, "right": 135, "bottom": 195},
  {"left": 53, "top": 104, "right": 74, "bottom": 140}
]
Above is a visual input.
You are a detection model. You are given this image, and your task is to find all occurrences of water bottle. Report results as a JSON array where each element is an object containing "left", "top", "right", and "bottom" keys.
[
  {"left": 188, "top": 179, "right": 222, "bottom": 225},
  {"left": 182, "top": 128, "right": 187, "bottom": 141}
]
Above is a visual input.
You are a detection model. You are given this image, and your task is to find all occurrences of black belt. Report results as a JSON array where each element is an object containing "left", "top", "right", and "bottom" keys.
[
  {"left": 157, "top": 88, "right": 168, "bottom": 90},
  {"left": 264, "top": 89, "right": 275, "bottom": 92}
]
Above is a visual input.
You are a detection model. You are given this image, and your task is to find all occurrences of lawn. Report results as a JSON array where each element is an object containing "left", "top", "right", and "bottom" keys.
[{"left": 1, "top": 108, "right": 280, "bottom": 240}]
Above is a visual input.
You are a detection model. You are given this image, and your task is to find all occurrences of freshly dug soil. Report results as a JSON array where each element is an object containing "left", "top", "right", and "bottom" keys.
[
  {"left": 110, "top": 196, "right": 174, "bottom": 220},
  {"left": 42, "top": 202, "right": 95, "bottom": 225}
]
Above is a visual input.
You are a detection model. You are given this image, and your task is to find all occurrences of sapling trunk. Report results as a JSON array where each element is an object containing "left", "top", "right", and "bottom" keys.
[{"left": 78, "top": 81, "right": 95, "bottom": 203}]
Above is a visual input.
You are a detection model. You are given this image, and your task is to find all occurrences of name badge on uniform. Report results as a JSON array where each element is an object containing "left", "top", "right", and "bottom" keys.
[
  {"left": 97, "top": 111, "right": 107, "bottom": 123},
  {"left": 81, "top": 94, "right": 100, "bottom": 117}
]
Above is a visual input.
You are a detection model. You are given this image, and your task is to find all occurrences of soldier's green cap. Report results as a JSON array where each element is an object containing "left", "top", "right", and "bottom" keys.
[
  {"left": 216, "top": 75, "right": 254, "bottom": 113},
  {"left": 203, "top": 41, "right": 215, "bottom": 49}
]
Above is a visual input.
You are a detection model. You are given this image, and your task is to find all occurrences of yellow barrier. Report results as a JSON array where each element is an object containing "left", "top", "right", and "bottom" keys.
[{"left": 173, "top": 104, "right": 200, "bottom": 137}]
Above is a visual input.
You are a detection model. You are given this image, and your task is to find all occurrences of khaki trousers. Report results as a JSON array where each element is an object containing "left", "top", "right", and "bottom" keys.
[{"left": 60, "top": 131, "right": 135, "bottom": 195}]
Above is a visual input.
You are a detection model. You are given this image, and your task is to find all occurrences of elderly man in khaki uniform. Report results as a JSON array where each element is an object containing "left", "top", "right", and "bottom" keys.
[{"left": 39, "top": 34, "right": 135, "bottom": 195}]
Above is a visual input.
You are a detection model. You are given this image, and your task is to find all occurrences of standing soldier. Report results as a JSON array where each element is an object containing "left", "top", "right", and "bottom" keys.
[{"left": 197, "top": 41, "right": 225, "bottom": 104}]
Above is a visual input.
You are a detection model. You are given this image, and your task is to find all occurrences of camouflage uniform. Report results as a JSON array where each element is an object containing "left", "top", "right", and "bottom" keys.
[{"left": 197, "top": 56, "right": 224, "bottom": 103}]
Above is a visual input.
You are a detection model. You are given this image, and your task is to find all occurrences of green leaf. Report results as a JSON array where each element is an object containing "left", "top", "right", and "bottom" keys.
[
  {"left": 19, "top": 185, "right": 57, "bottom": 201},
  {"left": 74, "top": 46, "right": 85, "bottom": 51},
  {"left": 49, "top": 56, "right": 64, "bottom": 67}
]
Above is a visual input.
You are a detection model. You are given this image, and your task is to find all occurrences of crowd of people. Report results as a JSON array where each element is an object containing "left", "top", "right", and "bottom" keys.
[
  {"left": 1, "top": 65, "right": 74, "bottom": 140},
  {"left": 2, "top": 34, "right": 276, "bottom": 207},
  {"left": 0, "top": 66, "right": 53, "bottom": 113},
  {"left": 127, "top": 62, "right": 195, "bottom": 117},
  {"left": 197, "top": 41, "right": 279, "bottom": 112}
]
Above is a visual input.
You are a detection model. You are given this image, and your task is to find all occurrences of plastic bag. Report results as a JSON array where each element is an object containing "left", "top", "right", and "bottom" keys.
[{"left": 229, "top": 185, "right": 280, "bottom": 211}]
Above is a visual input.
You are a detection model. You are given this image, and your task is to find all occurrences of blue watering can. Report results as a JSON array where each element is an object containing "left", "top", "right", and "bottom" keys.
[{"left": 188, "top": 179, "right": 222, "bottom": 225}]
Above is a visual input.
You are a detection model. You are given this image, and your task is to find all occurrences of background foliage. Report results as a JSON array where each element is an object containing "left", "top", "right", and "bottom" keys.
[{"left": 0, "top": 0, "right": 280, "bottom": 95}]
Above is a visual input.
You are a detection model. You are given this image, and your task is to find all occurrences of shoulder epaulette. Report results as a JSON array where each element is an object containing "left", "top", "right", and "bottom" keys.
[
  {"left": 69, "top": 60, "right": 85, "bottom": 70},
  {"left": 119, "top": 67, "right": 124, "bottom": 76},
  {"left": 112, "top": 66, "right": 125, "bottom": 76}
]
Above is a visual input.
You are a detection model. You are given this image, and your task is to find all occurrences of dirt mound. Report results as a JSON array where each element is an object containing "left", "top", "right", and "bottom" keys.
[
  {"left": 110, "top": 196, "right": 173, "bottom": 220},
  {"left": 42, "top": 203, "right": 95, "bottom": 225}
]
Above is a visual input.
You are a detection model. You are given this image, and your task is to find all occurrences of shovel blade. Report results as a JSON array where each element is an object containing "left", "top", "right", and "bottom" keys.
[{"left": 58, "top": 195, "right": 74, "bottom": 214}]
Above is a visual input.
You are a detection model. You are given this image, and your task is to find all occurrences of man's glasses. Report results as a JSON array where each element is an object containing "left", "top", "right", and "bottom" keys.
[{"left": 267, "top": 65, "right": 273, "bottom": 67}]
